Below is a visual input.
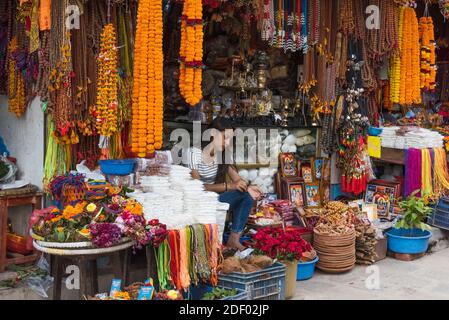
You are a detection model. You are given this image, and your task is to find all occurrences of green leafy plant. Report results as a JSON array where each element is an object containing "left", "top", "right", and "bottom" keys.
[
  {"left": 396, "top": 191, "right": 432, "bottom": 232},
  {"left": 202, "top": 288, "right": 238, "bottom": 300}
]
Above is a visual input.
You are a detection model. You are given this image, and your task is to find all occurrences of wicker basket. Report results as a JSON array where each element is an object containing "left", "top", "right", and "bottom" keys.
[
  {"left": 85, "top": 181, "right": 108, "bottom": 201},
  {"left": 62, "top": 184, "right": 85, "bottom": 205}
]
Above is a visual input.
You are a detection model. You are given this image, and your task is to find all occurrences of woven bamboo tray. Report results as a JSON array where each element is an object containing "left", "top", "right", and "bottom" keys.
[
  {"left": 33, "top": 239, "right": 134, "bottom": 255},
  {"left": 30, "top": 229, "right": 131, "bottom": 249}
]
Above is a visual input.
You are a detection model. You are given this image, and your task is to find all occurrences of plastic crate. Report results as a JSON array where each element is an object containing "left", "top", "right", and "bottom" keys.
[
  {"left": 189, "top": 284, "right": 248, "bottom": 300},
  {"left": 429, "top": 197, "right": 449, "bottom": 231},
  {"left": 218, "top": 262, "right": 286, "bottom": 300}
]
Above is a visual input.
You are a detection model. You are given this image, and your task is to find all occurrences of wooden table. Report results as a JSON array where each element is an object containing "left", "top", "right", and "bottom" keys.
[
  {"left": 33, "top": 240, "right": 133, "bottom": 300},
  {"left": 0, "top": 191, "right": 42, "bottom": 272}
]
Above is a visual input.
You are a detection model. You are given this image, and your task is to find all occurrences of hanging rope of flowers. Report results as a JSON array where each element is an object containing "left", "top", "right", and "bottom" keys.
[
  {"left": 179, "top": 0, "right": 203, "bottom": 107},
  {"left": 389, "top": 6, "right": 404, "bottom": 104},
  {"left": 399, "top": 6, "right": 421, "bottom": 105},
  {"left": 419, "top": 16, "right": 436, "bottom": 92},
  {"left": 7, "top": 37, "right": 26, "bottom": 117},
  {"left": 94, "top": 23, "right": 119, "bottom": 137},
  {"left": 131, "top": 0, "right": 164, "bottom": 157}
]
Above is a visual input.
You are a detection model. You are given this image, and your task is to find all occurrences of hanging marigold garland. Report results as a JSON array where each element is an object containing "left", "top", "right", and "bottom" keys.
[
  {"left": 399, "top": 7, "right": 421, "bottom": 106},
  {"left": 389, "top": 6, "right": 404, "bottom": 104},
  {"left": 131, "top": 0, "right": 164, "bottom": 157},
  {"left": 179, "top": 0, "right": 203, "bottom": 106},
  {"left": 94, "top": 23, "right": 119, "bottom": 137},
  {"left": 419, "top": 16, "right": 436, "bottom": 92},
  {"left": 7, "top": 37, "right": 26, "bottom": 117}
]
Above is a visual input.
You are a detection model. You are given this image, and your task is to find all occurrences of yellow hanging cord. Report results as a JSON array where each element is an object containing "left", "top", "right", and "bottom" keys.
[
  {"left": 433, "top": 148, "right": 449, "bottom": 196},
  {"left": 421, "top": 149, "right": 432, "bottom": 197}
]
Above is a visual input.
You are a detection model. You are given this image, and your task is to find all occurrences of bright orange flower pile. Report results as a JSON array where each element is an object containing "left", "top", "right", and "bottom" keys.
[
  {"left": 95, "top": 23, "right": 119, "bottom": 137},
  {"left": 7, "top": 38, "right": 26, "bottom": 117},
  {"left": 179, "top": 0, "right": 203, "bottom": 106},
  {"left": 419, "top": 16, "right": 436, "bottom": 92},
  {"left": 131, "top": 0, "right": 164, "bottom": 157},
  {"left": 399, "top": 7, "right": 421, "bottom": 105}
]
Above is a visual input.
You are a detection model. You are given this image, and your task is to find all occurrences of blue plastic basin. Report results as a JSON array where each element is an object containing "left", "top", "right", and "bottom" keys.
[
  {"left": 368, "top": 126, "right": 383, "bottom": 136},
  {"left": 99, "top": 159, "right": 135, "bottom": 176},
  {"left": 386, "top": 228, "right": 432, "bottom": 254},
  {"left": 296, "top": 256, "right": 319, "bottom": 281}
]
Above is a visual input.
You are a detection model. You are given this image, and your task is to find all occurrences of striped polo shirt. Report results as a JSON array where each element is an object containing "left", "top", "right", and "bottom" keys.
[{"left": 184, "top": 147, "right": 218, "bottom": 184}]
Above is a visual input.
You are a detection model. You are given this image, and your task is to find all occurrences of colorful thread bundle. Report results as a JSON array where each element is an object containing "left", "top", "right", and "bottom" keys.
[
  {"left": 405, "top": 148, "right": 449, "bottom": 199},
  {"left": 179, "top": 0, "right": 203, "bottom": 106},
  {"left": 156, "top": 224, "right": 221, "bottom": 291},
  {"left": 131, "top": 0, "right": 164, "bottom": 157}
]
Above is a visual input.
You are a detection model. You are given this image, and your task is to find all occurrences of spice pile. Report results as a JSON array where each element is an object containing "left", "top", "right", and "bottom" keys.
[
  {"left": 314, "top": 201, "right": 355, "bottom": 236},
  {"left": 313, "top": 201, "right": 356, "bottom": 273}
]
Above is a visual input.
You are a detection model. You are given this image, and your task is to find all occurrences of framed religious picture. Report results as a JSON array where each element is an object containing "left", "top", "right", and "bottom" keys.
[
  {"left": 365, "top": 183, "right": 393, "bottom": 220},
  {"left": 320, "top": 181, "right": 331, "bottom": 204},
  {"left": 305, "top": 183, "right": 321, "bottom": 208},
  {"left": 279, "top": 153, "right": 300, "bottom": 178},
  {"left": 288, "top": 182, "right": 307, "bottom": 207},
  {"left": 312, "top": 158, "right": 324, "bottom": 180},
  {"left": 301, "top": 164, "right": 313, "bottom": 183},
  {"left": 322, "top": 158, "right": 331, "bottom": 181},
  {"left": 365, "top": 180, "right": 401, "bottom": 220}
]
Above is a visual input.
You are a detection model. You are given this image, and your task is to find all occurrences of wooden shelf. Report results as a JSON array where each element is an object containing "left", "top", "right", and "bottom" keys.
[{"left": 372, "top": 147, "right": 405, "bottom": 165}]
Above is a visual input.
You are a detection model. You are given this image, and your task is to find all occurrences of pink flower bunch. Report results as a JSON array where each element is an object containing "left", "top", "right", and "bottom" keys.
[
  {"left": 146, "top": 219, "right": 168, "bottom": 248},
  {"left": 89, "top": 223, "right": 122, "bottom": 248},
  {"left": 118, "top": 211, "right": 151, "bottom": 250}
]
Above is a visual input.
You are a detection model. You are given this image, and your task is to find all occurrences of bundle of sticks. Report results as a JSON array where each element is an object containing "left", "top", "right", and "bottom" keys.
[{"left": 355, "top": 224, "right": 378, "bottom": 265}]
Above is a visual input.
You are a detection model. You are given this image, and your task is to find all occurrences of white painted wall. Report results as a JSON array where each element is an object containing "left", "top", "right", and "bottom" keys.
[
  {"left": 0, "top": 95, "right": 45, "bottom": 236},
  {"left": 0, "top": 95, "right": 44, "bottom": 187}
]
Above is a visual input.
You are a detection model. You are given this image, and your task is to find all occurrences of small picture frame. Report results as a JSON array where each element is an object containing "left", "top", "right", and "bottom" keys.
[
  {"left": 322, "top": 158, "right": 331, "bottom": 181},
  {"left": 288, "top": 182, "right": 307, "bottom": 207},
  {"left": 279, "top": 153, "right": 300, "bottom": 178},
  {"left": 305, "top": 183, "right": 321, "bottom": 208},
  {"left": 312, "top": 158, "right": 324, "bottom": 181},
  {"left": 301, "top": 165, "right": 313, "bottom": 183},
  {"left": 320, "top": 181, "right": 330, "bottom": 204}
]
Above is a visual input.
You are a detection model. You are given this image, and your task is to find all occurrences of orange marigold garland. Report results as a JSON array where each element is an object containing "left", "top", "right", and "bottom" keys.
[
  {"left": 179, "top": 0, "right": 203, "bottom": 106},
  {"left": 419, "top": 16, "right": 436, "bottom": 92},
  {"left": 94, "top": 23, "right": 119, "bottom": 137},
  {"left": 131, "top": 0, "right": 164, "bottom": 157},
  {"left": 399, "top": 7, "right": 421, "bottom": 106}
]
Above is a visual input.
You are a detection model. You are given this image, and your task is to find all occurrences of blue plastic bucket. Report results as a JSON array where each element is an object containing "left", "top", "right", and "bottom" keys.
[
  {"left": 99, "top": 159, "right": 135, "bottom": 175},
  {"left": 296, "top": 257, "right": 319, "bottom": 281},
  {"left": 386, "top": 228, "right": 432, "bottom": 254}
]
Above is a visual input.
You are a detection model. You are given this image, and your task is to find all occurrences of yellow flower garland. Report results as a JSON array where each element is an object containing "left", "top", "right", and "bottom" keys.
[
  {"left": 389, "top": 6, "right": 404, "bottom": 104},
  {"left": 179, "top": 0, "right": 203, "bottom": 106},
  {"left": 131, "top": 0, "right": 164, "bottom": 157},
  {"left": 7, "top": 38, "right": 27, "bottom": 117},
  {"left": 95, "top": 23, "right": 119, "bottom": 137}
]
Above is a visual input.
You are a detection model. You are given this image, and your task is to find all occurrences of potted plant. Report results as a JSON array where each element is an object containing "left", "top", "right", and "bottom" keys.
[
  {"left": 252, "top": 227, "right": 314, "bottom": 299},
  {"left": 386, "top": 191, "right": 433, "bottom": 255}
]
